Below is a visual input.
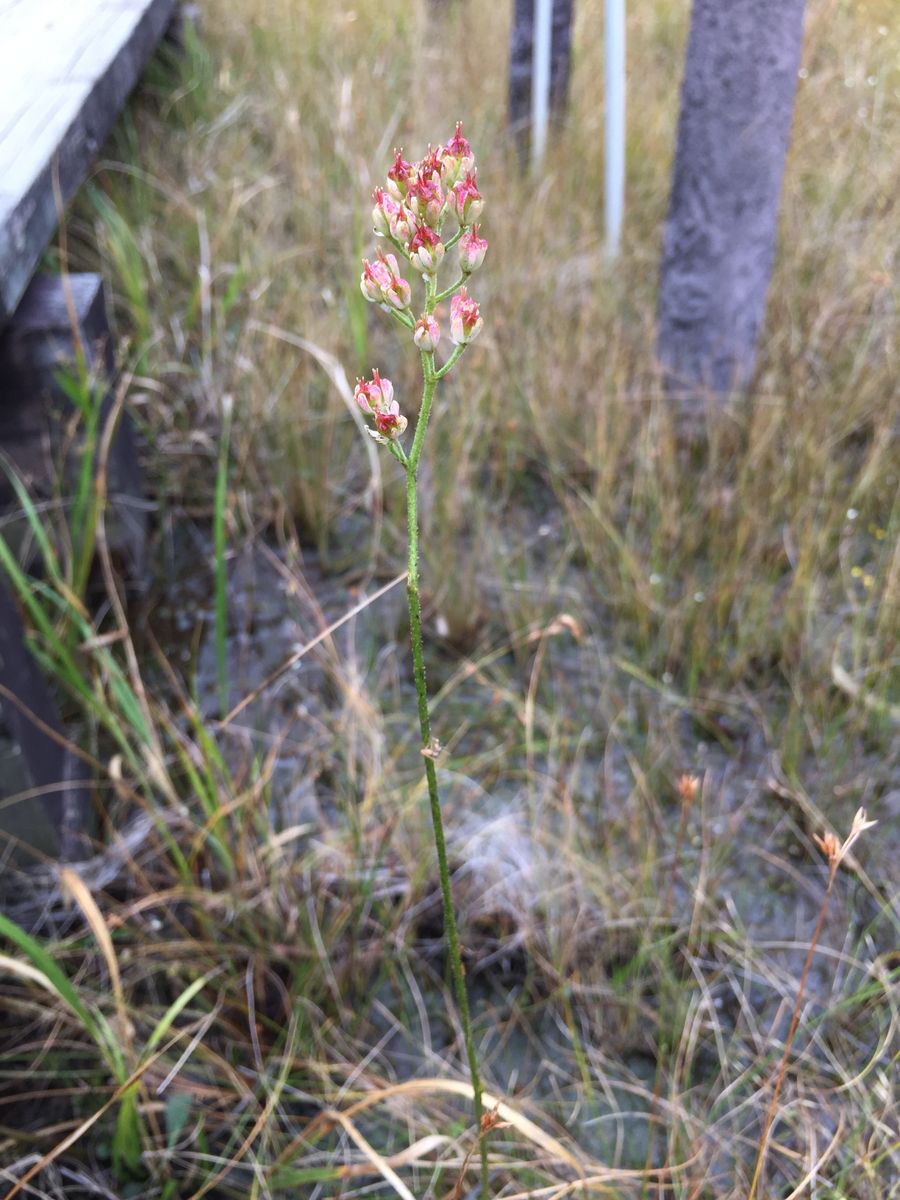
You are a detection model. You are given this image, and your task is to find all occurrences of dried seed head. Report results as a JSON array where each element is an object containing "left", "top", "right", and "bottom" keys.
[
  {"left": 480, "top": 1103, "right": 510, "bottom": 1134},
  {"left": 840, "top": 807, "right": 877, "bottom": 862},
  {"left": 814, "top": 808, "right": 876, "bottom": 869},
  {"left": 814, "top": 830, "right": 842, "bottom": 865},
  {"left": 420, "top": 737, "right": 443, "bottom": 760},
  {"left": 677, "top": 773, "right": 700, "bottom": 805}
]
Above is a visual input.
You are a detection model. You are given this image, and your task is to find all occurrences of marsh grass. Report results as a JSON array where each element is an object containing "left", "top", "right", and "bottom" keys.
[{"left": 0, "top": 0, "right": 897, "bottom": 1196}]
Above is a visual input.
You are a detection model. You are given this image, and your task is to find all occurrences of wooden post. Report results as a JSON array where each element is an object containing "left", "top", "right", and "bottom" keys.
[{"left": 656, "top": 0, "right": 807, "bottom": 412}]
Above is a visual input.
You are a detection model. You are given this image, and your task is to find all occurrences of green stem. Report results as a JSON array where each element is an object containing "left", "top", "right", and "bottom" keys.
[
  {"left": 405, "top": 362, "right": 490, "bottom": 1197},
  {"left": 434, "top": 344, "right": 467, "bottom": 380},
  {"left": 385, "top": 305, "right": 415, "bottom": 330},
  {"left": 434, "top": 275, "right": 467, "bottom": 304}
]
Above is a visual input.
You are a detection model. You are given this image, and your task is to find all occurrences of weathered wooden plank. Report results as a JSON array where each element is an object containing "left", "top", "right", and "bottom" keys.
[
  {"left": 0, "top": 3, "right": 159, "bottom": 143},
  {"left": 0, "top": 0, "right": 179, "bottom": 324},
  {"left": 1, "top": 13, "right": 126, "bottom": 133},
  {"left": 0, "top": 1, "right": 174, "bottom": 98}
]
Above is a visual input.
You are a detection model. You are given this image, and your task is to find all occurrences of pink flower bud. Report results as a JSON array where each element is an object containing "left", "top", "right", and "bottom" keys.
[
  {"left": 354, "top": 380, "right": 371, "bottom": 412},
  {"left": 459, "top": 225, "right": 488, "bottom": 274},
  {"left": 389, "top": 203, "right": 414, "bottom": 245},
  {"left": 440, "top": 121, "right": 475, "bottom": 187},
  {"left": 386, "top": 278, "right": 411, "bottom": 309},
  {"left": 408, "top": 225, "right": 445, "bottom": 276},
  {"left": 386, "top": 149, "right": 416, "bottom": 201},
  {"left": 371, "top": 187, "right": 399, "bottom": 237},
  {"left": 419, "top": 145, "right": 444, "bottom": 188},
  {"left": 406, "top": 168, "right": 444, "bottom": 229},
  {"left": 413, "top": 314, "right": 440, "bottom": 352},
  {"left": 379, "top": 250, "right": 412, "bottom": 309},
  {"left": 451, "top": 172, "right": 484, "bottom": 226},
  {"left": 354, "top": 368, "right": 395, "bottom": 415},
  {"left": 378, "top": 250, "right": 402, "bottom": 276},
  {"left": 360, "top": 257, "right": 391, "bottom": 303},
  {"left": 450, "top": 288, "right": 484, "bottom": 345},
  {"left": 359, "top": 251, "right": 411, "bottom": 310}
]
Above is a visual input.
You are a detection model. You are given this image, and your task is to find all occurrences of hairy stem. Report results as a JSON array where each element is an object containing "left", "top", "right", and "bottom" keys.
[
  {"left": 405, "top": 358, "right": 489, "bottom": 1197},
  {"left": 434, "top": 275, "right": 467, "bottom": 304},
  {"left": 434, "top": 344, "right": 467, "bottom": 380},
  {"left": 386, "top": 305, "right": 415, "bottom": 330}
]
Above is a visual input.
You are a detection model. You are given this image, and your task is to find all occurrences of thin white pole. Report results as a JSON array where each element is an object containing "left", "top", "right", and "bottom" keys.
[
  {"left": 531, "top": 0, "right": 553, "bottom": 172},
  {"left": 605, "top": 0, "right": 626, "bottom": 255}
]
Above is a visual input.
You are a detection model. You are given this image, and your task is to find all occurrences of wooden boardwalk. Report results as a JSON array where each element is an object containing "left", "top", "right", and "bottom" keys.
[
  {"left": 0, "top": 0, "right": 176, "bottom": 860},
  {"left": 0, "top": 0, "right": 178, "bottom": 323}
]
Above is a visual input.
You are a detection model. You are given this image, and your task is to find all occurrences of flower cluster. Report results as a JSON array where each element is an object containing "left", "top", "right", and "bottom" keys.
[
  {"left": 360, "top": 251, "right": 411, "bottom": 311},
  {"left": 354, "top": 369, "right": 407, "bottom": 441},
  {"left": 356, "top": 123, "right": 486, "bottom": 447}
]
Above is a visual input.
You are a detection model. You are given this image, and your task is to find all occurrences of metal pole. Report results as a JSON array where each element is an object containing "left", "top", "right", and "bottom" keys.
[
  {"left": 605, "top": 0, "right": 626, "bottom": 254},
  {"left": 531, "top": 0, "right": 553, "bottom": 172}
]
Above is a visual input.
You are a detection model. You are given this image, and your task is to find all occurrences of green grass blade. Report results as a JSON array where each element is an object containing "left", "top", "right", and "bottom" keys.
[
  {"left": 0, "top": 456, "right": 64, "bottom": 585},
  {"left": 145, "top": 969, "right": 219, "bottom": 1054},
  {"left": 0, "top": 911, "right": 99, "bottom": 1040},
  {"left": 112, "top": 1085, "right": 144, "bottom": 1177},
  {"left": 214, "top": 398, "right": 233, "bottom": 717}
]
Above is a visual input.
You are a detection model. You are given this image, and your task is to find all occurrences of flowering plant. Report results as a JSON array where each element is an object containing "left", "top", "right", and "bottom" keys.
[
  {"left": 357, "top": 123, "right": 485, "bottom": 456},
  {"left": 355, "top": 124, "right": 490, "bottom": 1194}
]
